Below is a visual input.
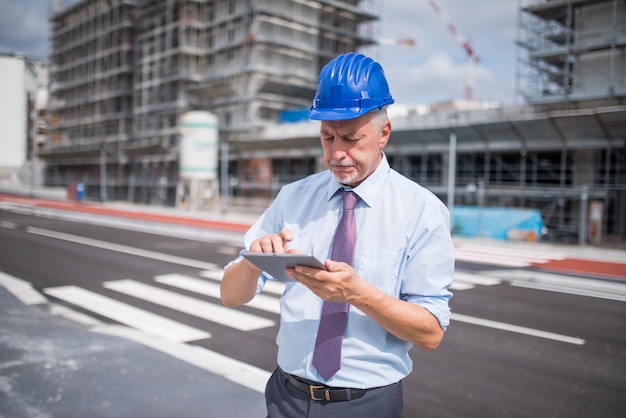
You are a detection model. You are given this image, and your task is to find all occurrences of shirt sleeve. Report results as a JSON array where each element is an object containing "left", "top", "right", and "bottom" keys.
[{"left": 401, "top": 201, "right": 455, "bottom": 330}]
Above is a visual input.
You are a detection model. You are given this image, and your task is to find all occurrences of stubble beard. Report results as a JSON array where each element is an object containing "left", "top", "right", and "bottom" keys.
[{"left": 330, "top": 162, "right": 359, "bottom": 186}]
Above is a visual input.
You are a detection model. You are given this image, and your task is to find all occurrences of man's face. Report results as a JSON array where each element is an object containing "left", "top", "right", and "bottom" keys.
[{"left": 320, "top": 112, "right": 391, "bottom": 187}]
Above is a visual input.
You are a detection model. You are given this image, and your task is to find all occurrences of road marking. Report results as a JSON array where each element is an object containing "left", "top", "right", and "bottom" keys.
[
  {"left": 454, "top": 271, "right": 501, "bottom": 286},
  {"left": 451, "top": 271, "right": 501, "bottom": 289},
  {"left": 104, "top": 279, "right": 275, "bottom": 331},
  {"left": 27, "top": 227, "right": 219, "bottom": 270},
  {"left": 484, "top": 269, "right": 626, "bottom": 301},
  {"left": 97, "top": 325, "right": 271, "bottom": 393},
  {"left": 155, "top": 274, "right": 281, "bottom": 314},
  {"left": 450, "top": 281, "right": 475, "bottom": 290},
  {"left": 200, "top": 268, "right": 287, "bottom": 296},
  {"left": 0, "top": 271, "right": 47, "bottom": 305},
  {"left": 43, "top": 285, "right": 210, "bottom": 342},
  {"left": 451, "top": 313, "right": 585, "bottom": 345},
  {"left": 0, "top": 221, "right": 17, "bottom": 229},
  {"left": 511, "top": 281, "right": 626, "bottom": 302}
]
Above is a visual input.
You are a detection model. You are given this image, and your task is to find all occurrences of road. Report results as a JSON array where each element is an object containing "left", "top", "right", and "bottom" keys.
[{"left": 1, "top": 202, "right": 625, "bottom": 417}]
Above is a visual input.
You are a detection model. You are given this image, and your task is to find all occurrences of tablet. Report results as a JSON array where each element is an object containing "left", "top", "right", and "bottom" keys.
[{"left": 242, "top": 252, "right": 326, "bottom": 282}]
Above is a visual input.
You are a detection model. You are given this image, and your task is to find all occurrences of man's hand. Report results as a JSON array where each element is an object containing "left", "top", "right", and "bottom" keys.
[
  {"left": 249, "top": 227, "right": 294, "bottom": 254},
  {"left": 287, "top": 259, "right": 366, "bottom": 303},
  {"left": 287, "top": 259, "right": 445, "bottom": 350},
  {"left": 221, "top": 228, "right": 295, "bottom": 307}
]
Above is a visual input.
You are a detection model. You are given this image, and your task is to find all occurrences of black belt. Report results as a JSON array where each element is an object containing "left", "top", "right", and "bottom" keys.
[{"left": 280, "top": 368, "right": 367, "bottom": 402}]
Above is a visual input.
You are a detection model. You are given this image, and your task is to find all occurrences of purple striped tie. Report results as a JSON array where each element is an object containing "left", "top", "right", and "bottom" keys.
[{"left": 312, "top": 190, "right": 359, "bottom": 380}]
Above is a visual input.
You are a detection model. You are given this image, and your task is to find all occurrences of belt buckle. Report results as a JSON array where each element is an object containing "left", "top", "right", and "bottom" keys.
[{"left": 309, "top": 385, "right": 330, "bottom": 401}]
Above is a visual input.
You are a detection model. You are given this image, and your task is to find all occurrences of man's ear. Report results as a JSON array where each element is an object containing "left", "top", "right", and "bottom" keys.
[{"left": 379, "top": 120, "right": 391, "bottom": 149}]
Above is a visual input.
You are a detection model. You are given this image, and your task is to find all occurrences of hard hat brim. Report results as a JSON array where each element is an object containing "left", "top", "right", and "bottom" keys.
[
  {"left": 308, "top": 107, "right": 368, "bottom": 121},
  {"left": 308, "top": 100, "right": 394, "bottom": 121}
]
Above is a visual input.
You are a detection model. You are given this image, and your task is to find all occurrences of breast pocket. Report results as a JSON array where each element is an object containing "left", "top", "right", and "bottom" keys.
[{"left": 356, "top": 245, "right": 404, "bottom": 296}]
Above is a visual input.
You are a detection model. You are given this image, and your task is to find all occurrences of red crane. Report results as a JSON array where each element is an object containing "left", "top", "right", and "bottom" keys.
[{"left": 427, "top": 0, "right": 479, "bottom": 100}]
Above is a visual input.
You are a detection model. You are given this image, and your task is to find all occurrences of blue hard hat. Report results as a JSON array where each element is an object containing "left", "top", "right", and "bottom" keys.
[{"left": 308, "top": 52, "right": 394, "bottom": 121}]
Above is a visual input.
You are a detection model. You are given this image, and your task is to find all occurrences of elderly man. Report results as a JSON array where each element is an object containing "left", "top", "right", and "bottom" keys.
[{"left": 221, "top": 52, "right": 454, "bottom": 418}]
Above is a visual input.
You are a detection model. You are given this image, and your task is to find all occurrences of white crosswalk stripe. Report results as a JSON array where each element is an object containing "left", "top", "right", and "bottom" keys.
[
  {"left": 199, "top": 269, "right": 286, "bottom": 296},
  {"left": 484, "top": 269, "right": 626, "bottom": 302},
  {"left": 451, "top": 270, "right": 502, "bottom": 290},
  {"left": 156, "top": 274, "right": 281, "bottom": 314},
  {"left": 103, "top": 279, "right": 275, "bottom": 331},
  {"left": 43, "top": 285, "right": 210, "bottom": 342}
]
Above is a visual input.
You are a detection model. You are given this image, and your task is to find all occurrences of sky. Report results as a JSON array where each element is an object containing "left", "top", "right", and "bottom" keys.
[{"left": 0, "top": 0, "right": 520, "bottom": 106}]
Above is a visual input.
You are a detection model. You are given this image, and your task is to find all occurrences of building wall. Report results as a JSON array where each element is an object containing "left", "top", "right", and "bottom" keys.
[
  {"left": 0, "top": 55, "right": 27, "bottom": 172},
  {"left": 575, "top": 2, "right": 626, "bottom": 96},
  {"left": 44, "top": 0, "right": 377, "bottom": 204},
  {"left": 518, "top": 0, "right": 626, "bottom": 108}
]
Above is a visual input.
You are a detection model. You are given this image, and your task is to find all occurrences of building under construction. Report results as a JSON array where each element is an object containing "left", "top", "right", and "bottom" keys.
[
  {"left": 44, "top": 0, "right": 377, "bottom": 205},
  {"left": 227, "top": 0, "right": 625, "bottom": 246},
  {"left": 43, "top": 0, "right": 625, "bottom": 246}
]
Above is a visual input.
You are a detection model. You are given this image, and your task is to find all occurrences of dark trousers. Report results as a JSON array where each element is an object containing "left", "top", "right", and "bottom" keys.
[{"left": 265, "top": 368, "right": 403, "bottom": 418}]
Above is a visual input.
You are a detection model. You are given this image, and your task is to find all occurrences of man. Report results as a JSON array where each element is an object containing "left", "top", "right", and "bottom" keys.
[{"left": 221, "top": 52, "right": 454, "bottom": 418}]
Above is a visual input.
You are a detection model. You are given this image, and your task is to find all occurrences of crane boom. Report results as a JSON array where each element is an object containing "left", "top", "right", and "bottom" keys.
[
  {"left": 426, "top": 0, "right": 478, "bottom": 63},
  {"left": 427, "top": 0, "right": 479, "bottom": 100}
]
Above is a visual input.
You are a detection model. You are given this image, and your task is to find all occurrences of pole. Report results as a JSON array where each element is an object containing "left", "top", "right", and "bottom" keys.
[
  {"left": 220, "top": 137, "right": 229, "bottom": 215},
  {"left": 100, "top": 143, "right": 107, "bottom": 202},
  {"left": 579, "top": 184, "right": 589, "bottom": 246},
  {"left": 447, "top": 131, "right": 457, "bottom": 225}
]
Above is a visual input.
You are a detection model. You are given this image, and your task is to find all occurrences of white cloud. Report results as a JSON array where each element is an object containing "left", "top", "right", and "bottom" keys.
[
  {"left": 385, "top": 54, "right": 467, "bottom": 102},
  {"left": 373, "top": 0, "right": 519, "bottom": 105}
]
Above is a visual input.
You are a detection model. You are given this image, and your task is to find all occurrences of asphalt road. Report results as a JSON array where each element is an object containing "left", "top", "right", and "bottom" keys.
[{"left": 1, "top": 205, "right": 625, "bottom": 417}]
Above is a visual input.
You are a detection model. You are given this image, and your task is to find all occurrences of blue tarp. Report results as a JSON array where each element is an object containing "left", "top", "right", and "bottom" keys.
[
  {"left": 452, "top": 206, "right": 544, "bottom": 240},
  {"left": 279, "top": 108, "right": 309, "bottom": 123}
]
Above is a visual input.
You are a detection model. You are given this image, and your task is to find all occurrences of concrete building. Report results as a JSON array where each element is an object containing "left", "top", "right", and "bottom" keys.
[
  {"left": 0, "top": 53, "right": 48, "bottom": 188},
  {"left": 43, "top": 0, "right": 377, "bottom": 205},
  {"left": 517, "top": 0, "right": 626, "bottom": 110}
]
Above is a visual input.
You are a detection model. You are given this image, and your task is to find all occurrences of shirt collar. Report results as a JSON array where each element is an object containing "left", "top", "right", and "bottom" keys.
[{"left": 326, "top": 152, "right": 390, "bottom": 208}]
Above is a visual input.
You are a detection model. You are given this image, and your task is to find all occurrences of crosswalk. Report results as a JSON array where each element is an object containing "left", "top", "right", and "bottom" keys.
[
  {"left": 42, "top": 269, "right": 500, "bottom": 343},
  {"left": 44, "top": 270, "right": 282, "bottom": 343},
  {"left": 44, "top": 284, "right": 211, "bottom": 342},
  {"left": 39, "top": 267, "right": 626, "bottom": 345}
]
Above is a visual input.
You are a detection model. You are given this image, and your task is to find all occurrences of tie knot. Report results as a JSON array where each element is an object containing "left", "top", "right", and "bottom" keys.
[{"left": 340, "top": 189, "right": 359, "bottom": 211}]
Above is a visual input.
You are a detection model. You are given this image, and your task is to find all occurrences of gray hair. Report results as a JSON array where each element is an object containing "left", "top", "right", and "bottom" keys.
[{"left": 369, "top": 107, "right": 389, "bottom": 134}]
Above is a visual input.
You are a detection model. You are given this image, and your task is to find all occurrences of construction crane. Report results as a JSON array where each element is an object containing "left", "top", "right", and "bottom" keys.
[{"left": 427, "top": 0, "right": 479, "bottom": 100}]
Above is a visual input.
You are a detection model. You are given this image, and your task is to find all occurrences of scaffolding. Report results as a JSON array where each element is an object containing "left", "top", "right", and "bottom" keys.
[
  {"left": 44, "top": 0, "right": 378, "bottom": 205},
  {"left": 516, "top": 0, "right": 626, "bottom": 109}
]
